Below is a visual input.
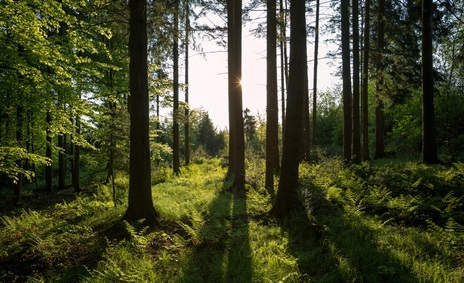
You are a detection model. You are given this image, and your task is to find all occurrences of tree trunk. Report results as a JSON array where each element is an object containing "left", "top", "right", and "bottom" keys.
[
  {"left": 341, "top": 0, "right": 352, "bottom": 163},
  {"left": 421, "top": 0, "right": 438, "bottom": 163},
  {"left": 301, "top": 50, "right": 310, "bottom": 161},
  {"left": 184, "top": 0, "right": 190, "bottom": 166},
  {"left": 272, "top": 0, "right": 306, "bottom": 218},
  {"left": 46, "top": 111, "right": 53, "bottom": 194},
  {"left": 14, "top": 106, "right": 23, "bottom": 205},
  {"left": 312, "top": 0, "right": 320, "bottom": 147},
  {"left": 352, "top": 0, "right": 361, "bottom": 163},
  {"left": 265, "top": 0, "right": 279, "bottom": 193},
  {"left": 361, "top": 0, "right": 371, "bottom": 161},
  {"left": 227, "top": 0, "right": 245, "bottom": 190},
  {"left": 279, "top": 0, "right": 288, "bottom": 134},
  {"left": 123, "top": 0, "right": 159, "bottom": 224},
  {"left": 374, "top": 0, "right": 385, "bottom": 159},
  {"left": 72, "top": 116, "right": 81, "bottom": 192},
  {"left": 58, "top": 133, "right": 66, "bottom": 190},
  {"left": 173, "top": 1, "right": 180, "bottom": 175}
]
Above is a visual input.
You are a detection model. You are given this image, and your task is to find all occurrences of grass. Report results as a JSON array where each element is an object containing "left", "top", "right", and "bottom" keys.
[{"left": 1, "top": 157, "right": 463, "bottom": 282}]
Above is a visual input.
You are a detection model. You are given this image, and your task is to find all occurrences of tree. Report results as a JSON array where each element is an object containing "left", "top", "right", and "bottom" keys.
[
  {"left": 123, "top": 0, "right": 159, "bottom": 223},
  {"left": 361, "top": 0, "right": 371, "bottom": 161},
  {"left": 352, "top": 0, "right": 361, "bottom": 163},
  {"left": 266, "top": 0, "right": 280, "bottom": 192},
  {"left": 184, "top": 0, "right": 190, "bottom": 166},
  {"left": 227, "top": 0, "right": 245, "bottom": 190},
  {"left": 421, "top": 0, "right": 438, "bottom": 163},
  {"left": 312, "top": 0, "right": 320, "bottom": 147},
  {"left": 374, "top": 0, "right": 386, "bottom": 159},
  {"left": 173, "top": 0, "right": 181, "bottom": 175},
  {"left": 272, "top": 0, "right": 306, "bottom": 218},
  {"left": 341, "top": 0, "right": 352, "bottom": 163}
]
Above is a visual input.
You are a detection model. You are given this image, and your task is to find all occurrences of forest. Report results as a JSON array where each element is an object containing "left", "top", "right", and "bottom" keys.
[{"left": 1, "top": 0, "right": 464, "bottom": 281}]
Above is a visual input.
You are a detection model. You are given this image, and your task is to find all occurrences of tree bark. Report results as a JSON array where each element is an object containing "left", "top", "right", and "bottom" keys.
[
  {"left": 421, "top": 0, "right": 438, "bottom": 163},
  {"left": 184, "top": 0, "right": 190, "bottom": 166},
  {"left": 312, "top": 0, "right": 320, "bottom": 147},
  {"left": 227, "top": 0, "right": 245, "bottom": 190},
  {"left": 352, "top": 0, "right": 361, "bottom": 163},
  {"left": 14, "top": 106, "right": 23, "bottom": 205},
  {"left": 374, "top": 0, "right": 385, "bottom": 159},
  {"left": 46, "top": 111, "right": 53, "bottom": 194},
  {"left": 341, "top": 0, "right": 352, "bottom": 163},
  {"left": 272, "top": 0, "right": 306, "bottom": 218},
  {"left": 265, "top": 0, "right": 279, "bottom": 193},
  {"left": 123, "top": 0, "right": 159, "bottom": 224},
  {"left": 361, "top": 0, "right": 371, "bottom": 161},
  {"left": 173, "top": 1, "right": 180, "bottom": 175},
  {"left": 58, "top": 133, "right": 66, "bottom": 190},
  {"left": 72, "top": 116, "right": 81, "bottom": 193}
]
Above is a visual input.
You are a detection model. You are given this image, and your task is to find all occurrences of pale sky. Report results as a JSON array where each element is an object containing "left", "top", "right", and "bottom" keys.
[{"left": 176, "top": 8, "right": 340, "bottom": 129}]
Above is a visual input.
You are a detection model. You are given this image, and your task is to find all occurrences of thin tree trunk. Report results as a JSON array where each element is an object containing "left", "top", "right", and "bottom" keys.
[
  {"left": 272, "top": 0, "right": 306, "bottom": 218},
  {"left": 422, "top": 0, "right": 438, "bottom": 163},
  {"left": 184, "top": 0, "right": 190, "bottom": 166},
  {"left": 46, "top": 111, "right": 53, "bottom": 194},
  {"left": 312, "top": 0, "right": 320, "bottom": 147},
  {"left": 123, "top": 0, "right": 159, "bottom": 223},
  {"left": 72, "top": 116, "right": 81, "bottom": 192},
  {"left": 341, "top": 0, "right": 352, "bottom": 163},
  {"left": 374, "top": 0, "right": 385, "bottom": 159},
  {"left": 58, "top": 133, "right": 66, "bottom": 190},
  {"left": 279, "top": 0, "right": 287, "bottom": 134},
  {"left": 173, "top": 1, "right": 180, "bottom": 175},
  {"left": 361, "top": 0, "right": 371, "bottom": 161},
  {"left": 265, "top": 0, "right": 279, "bottom": 193},
  {"left": 301, "top": 49, "right": 310, "bottom": 161},
  {"left": 352, "top": 0, "right": 361, "bottom": 163},
  {"left": 14, "top": 106, "right": 23, "bottom": 205}
]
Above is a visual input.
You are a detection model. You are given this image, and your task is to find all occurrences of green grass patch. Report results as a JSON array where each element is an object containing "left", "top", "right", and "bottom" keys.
[{"left": 1, "top": 157, "right": 463, "bottom": 282}]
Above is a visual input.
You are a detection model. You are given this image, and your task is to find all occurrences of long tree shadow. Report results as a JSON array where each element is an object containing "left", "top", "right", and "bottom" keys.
[
  {"left": 278, "top": 184, "right": 420, "bottom": 282},
  {"left": 182, "top": 187, "right": 252, "bottom": 282}
]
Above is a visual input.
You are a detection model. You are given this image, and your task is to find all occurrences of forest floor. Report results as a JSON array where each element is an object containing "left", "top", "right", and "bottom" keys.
[{"left": 1, "top": 157, "right": 464, "bottom": 282}]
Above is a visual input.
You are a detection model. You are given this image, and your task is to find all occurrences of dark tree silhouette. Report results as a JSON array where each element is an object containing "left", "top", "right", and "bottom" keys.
[
  {"left": 421, "top": 0, "right": 438, "bottom": 163},
  {"left": 341, "top": 0, "right": 352, "bottom": 163},
  {"left": 272, "top": 0, "right": 306, "bottom": 218},
  {"left": 266, "top": 0, "right": 279, "bottom": 192},
  {"left": 123, "top": 0, "right": 159, "bottom": 223}
]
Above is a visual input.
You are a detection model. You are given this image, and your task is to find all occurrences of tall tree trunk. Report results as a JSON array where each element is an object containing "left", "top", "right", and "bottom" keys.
[
  {"left": 361, "top": 0, "right": 371, "bottom": 161},
  {"left": 421, "top": 0, "right": 438, "bottom": 163},
  {"left": 123, "top": 0, "right": 159, "bottom": 223},
  {"left": 352, "top": 0, "right": 361, "bottom": 163},
  {"left": 374, "top": 0, "right": 385, "bottom": 159},
  {"left": 58, "top": 133, "right": 66, "bottom": 190},
  {"left": 46, "top": 111, "right": 53, "bottom": 194},
  {"left": 184, "top": 0, "right": 190, "bottom": 166},
  {"left": 341, "top": 0, "right": 352, "bottom": 163},
  {"left": 227, "top": 0, "right": 245, "bottom": 190},
  {"left": 173, "top": 1, "right": 180, "bottom": 175},
  {"left": 265, "top": 0, "right": 279, "bottom": 193},
  {"left": 301, "top": 49, "right": 310, "bottom": 161},
  {"left": 14, "top": 106, "right": 23, "bottom": 205},
  {"left": 72, "top": 116, "right": 81, "bottom": 192},
  {"left": 279, "top": 0, "right": 288, "bottom": 134},
  {"left": 312, "top": 0, "right": 320, "bottom": 147},
  {"left": 272, "top": 0, "right": 306, "bottom": 218}
]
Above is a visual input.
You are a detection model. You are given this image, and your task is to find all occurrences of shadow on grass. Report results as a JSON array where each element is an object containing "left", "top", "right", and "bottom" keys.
[
  {"left": 182, "top": 188, "right": 252, "bottom": 282},
  {"left": 279, "top": 185, "right": 420, "bottom": 282}
]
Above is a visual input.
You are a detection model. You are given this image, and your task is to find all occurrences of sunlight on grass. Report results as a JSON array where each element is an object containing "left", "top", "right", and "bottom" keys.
[{"left": 2, "top": 157, "right": 464, "bottom": 282}]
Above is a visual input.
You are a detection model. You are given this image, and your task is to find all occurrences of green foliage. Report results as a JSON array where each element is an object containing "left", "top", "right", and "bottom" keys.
[
  {"left": 0, "top": 146, "right": 51, "bottom": 183},
  {"left": 2, "top": 158, "right": 464, "bottom": 282}
]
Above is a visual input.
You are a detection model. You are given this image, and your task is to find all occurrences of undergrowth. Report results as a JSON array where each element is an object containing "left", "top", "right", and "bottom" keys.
[{"left": 1, "top": 157, "right": 463, "bottom": 282}]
